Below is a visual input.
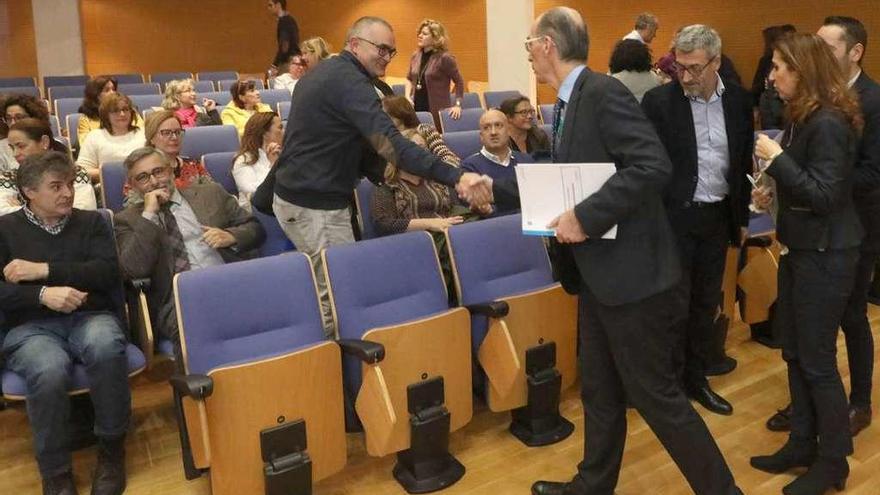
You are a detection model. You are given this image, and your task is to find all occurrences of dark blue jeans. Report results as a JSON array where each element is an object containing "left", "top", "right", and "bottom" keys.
[{"left": 2, "top": 312, "right": 131, "bottom": 477}]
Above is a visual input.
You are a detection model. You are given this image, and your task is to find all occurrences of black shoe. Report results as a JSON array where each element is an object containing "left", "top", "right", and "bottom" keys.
[
  {"left": 750, "top": 437, "right": 817, "bottom": 474},
  {"left": 849, "top": 405, "right": 872, "bottom": 437},
  {"left": 704, "top": 356, "right": 738, "bottom": 376},
  {"left": 531, "top": 481, "right": 568, "bottom": 495},
  {"left": 686, "top": 382, "right": 733, "bottom": 415},
  {"left": 90, "top": 436, "right": 126, "bottom": 495},
  {"left": 767, "top": 403, "right": 793, "bottom": 432},
  {"left": 42, "top": 471, "right": 78, "bottom": 495},
  {"left": 782, "top": 458, "right": 848, "bottom": 495}
]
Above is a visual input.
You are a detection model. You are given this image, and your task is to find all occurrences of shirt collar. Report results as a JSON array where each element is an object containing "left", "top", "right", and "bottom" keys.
[
  {"left": 557, "top": 65, "right": 587, "bottom": 104},
  {"left": 848, "top": 69, "right": 862, "bottom": 88},
  {"left": 684, "top": 72, "right": 726, "bottom": 103},
  {"left": 480, "top": 147, "right": 513, "bottom": 167},
  {"left": 23, "top": 204, "right": 69, "bottom": 235},
  {"left": 169, "top": 189, "right": 184, "bottom": 207}
]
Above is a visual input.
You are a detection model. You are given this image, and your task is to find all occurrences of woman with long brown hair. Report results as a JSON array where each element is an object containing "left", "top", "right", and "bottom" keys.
[
  {"left": 233, "top": 111, "right": 283, "bottom": 209},
  {"left": 750, "top": 33, "right": 864, "bottom": 495}
]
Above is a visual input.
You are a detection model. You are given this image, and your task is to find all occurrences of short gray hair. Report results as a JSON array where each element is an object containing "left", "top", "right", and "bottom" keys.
[
  {"left": 16, "top": 151, "right": 75, "bottom": 202},
  {"left": 123, "top": 147, "right": 171, "bottom": 174},
  {"left": 536, "top": 7, "right": 589, "bottom": 63},
  {"left": 675, "top": 24, "right": 722, "bottom": 59},
  {"left": 635, "top": 13, "right": 658, "bottom": 31},
  {"left": 346, "top": 16, "right": 393, "bottom": 44}
]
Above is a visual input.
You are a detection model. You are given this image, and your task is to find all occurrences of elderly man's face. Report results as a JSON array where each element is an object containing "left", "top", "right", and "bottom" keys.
[
  {"left": 526, "top": 21, "right": 554, "bottom": 85},
  {"left": 674, "top": 48, "right": 720, "bottom": 99},
  {"left": 479, "top": 110, "right": 510, "bottom": 154}
]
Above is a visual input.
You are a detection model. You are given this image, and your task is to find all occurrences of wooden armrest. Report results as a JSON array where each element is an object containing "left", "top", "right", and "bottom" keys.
[
  {"left": 354, "top": 365, "right": 396, "bottom": 457},
  {"left": 477, "top": 319, "right": 520, "bottom": 400}
]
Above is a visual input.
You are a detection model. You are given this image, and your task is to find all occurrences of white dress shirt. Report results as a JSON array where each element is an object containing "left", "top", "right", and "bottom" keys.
[{"left": 142, "top": 189, "right": 225, "bottom": 270}]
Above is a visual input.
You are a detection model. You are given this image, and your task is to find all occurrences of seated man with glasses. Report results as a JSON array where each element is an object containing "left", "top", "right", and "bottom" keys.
[
  {"left": 0, "top": 151, "right": 131, "bottom": 495},
  {"left": 499, "top": 95, "right": 550, "bottom": 155},
  {"left": 461, "top": 109, "right": 531, "bottom": 216},
  {"left": 114, "top": 147, "right": 265, "bottom": 356}
]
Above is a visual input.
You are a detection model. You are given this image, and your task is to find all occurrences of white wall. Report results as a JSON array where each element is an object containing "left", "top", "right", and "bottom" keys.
[
  {"left": 31, "top": 0, "right": 84, "bottom": 79},
  {"left": 485, "top": 0, "right": 535, "bottom": 102}
]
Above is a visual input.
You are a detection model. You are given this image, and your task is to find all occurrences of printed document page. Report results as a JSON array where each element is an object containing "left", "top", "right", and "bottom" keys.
[{"left": 515, "top": 163, "right": 617, "bottom": 239}]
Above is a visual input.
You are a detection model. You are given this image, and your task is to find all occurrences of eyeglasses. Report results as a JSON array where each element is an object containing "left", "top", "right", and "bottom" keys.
[
  {"left": 133, "top": 167, "right": 170, "bottom": 185},
  {"left": 514, "top": 108, "right": 536, "bottom": 117},
  {"left": 1, "top": 113, "right": 28, "bottom": 125},
  {"left": 158, "top": 129, "right": 186, "bottom": 139},
  {"left": 524, "top": 35, "right": 548, "bottom": 52},
  {"left": 671, "top": 56, "right": 718, "bottom": 78},
  {"left": 356, "top": 37, "right": 398, "bottom": 59}
]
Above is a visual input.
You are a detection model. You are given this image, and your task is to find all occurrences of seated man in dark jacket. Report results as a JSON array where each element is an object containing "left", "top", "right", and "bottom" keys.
[
  {"left": 0, "top": 151, "right": 129, "bottom": 495},
  {"left": 114, "top": 147, "right": 265, "bottom": 356}
]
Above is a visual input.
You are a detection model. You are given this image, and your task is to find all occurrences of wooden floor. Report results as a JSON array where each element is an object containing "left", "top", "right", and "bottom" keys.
[{"left": 2, "top": 307, "right": 879, "bottom": 494}]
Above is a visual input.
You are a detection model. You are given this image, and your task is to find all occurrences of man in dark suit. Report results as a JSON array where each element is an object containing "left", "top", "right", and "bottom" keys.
[
  {"left": 816, "top": 15, "right": 879, "bottom": 435},
  {"left": 115, "top": 147, "right": 265, "bottom": 352},
  {"left": 499, "top": 8, "right": 742, "bottom": 495},
  {"left": 641, "top": 24, "right": 754, "bottom": 416}
]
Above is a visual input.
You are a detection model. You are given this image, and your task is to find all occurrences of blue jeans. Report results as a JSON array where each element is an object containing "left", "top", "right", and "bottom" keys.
[{"left": 2, "top": 312, "right": 131, "bottom": 477}]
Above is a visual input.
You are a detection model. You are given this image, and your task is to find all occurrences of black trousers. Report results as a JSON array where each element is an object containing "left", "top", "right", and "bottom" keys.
[
  {"left": 569, "top": 285, "right": 740, "bottom": 495},
  {"left": 778, "top": 249, "right": 858, "bottom": 458},
  {"left": 667, "top": 203, "right": 731, "bottom": 386},
  {"left": 839, "top": 245, "right": 878, "bottom": 408}
]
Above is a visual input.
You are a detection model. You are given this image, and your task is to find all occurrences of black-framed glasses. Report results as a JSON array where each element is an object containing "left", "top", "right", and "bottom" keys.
[
  {"left": 514, "top": 108, "right": 536, "bottom": 117},
  {"left": 356, "top": 37, "right": 398, "bottom": 59},
  {"left": 133, "top": 167, "right": 170, "bottom": 185},
  {"left": 671, "top": 55, "right": 719, "bottom": 78},
  {"left": 158, "top": 129, "right": 186, "bottom": 139}
]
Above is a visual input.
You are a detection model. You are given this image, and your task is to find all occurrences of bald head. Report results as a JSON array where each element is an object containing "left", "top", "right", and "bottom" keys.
[
  {"left": 535, "top": 7, "right": 589, "bottom": 63},
  {"left": 479, "top": 109, "right": 510, "bottom": 155}
]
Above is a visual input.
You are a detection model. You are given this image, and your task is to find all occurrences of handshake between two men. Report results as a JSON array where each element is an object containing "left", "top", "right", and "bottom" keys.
[{"left": 453, "top": 172, "right": 588, "bottom": 244}]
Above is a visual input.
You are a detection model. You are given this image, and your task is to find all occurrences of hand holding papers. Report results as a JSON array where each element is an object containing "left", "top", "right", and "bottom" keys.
[{"left": 515, "top": 163, "right": 617, "bottom": 239}]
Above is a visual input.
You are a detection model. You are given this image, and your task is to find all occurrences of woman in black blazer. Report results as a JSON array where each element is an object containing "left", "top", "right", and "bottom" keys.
[{"left": 749, "top": 34, "right": 864, "bottom": 495}]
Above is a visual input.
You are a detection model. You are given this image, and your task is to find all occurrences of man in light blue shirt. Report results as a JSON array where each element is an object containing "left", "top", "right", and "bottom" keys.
[{"left": 642, "top": 25, "right": 755, "bottom": 418}]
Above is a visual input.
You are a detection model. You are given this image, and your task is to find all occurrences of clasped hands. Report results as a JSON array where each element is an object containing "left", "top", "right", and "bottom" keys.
[
  {"left": 3, "top": 259, "right": 87, "bottom": 313},
  {"left": 751, "top": 133, "right": 782, "bottom": 211}
]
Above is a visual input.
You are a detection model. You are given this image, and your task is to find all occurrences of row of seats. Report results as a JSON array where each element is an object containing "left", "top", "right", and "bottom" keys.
[
  {"left": 172, "top": 213, "right": 577, "bottom": 493},
  {"left": 0, "top": 71, "right": 242, "bottom": 90}
]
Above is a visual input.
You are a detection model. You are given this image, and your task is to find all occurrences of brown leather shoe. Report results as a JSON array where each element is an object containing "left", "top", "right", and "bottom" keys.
[{"left": 849, "top": 406, "right": 872, "bottom": 437}]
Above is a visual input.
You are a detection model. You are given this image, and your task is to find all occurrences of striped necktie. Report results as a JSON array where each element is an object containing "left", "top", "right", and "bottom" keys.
[
  {"left": 159, "top": 204, "right": 191, "bottom": 274},
  {"left": 551, "top": 97, "right": 566, "bottom": 162}
]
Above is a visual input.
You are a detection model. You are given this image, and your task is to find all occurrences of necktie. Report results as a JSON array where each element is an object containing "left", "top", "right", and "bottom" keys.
[
  {"left": 551, "top": 97, "right": 566, "bottom": 162},
  {"left": 158, "top": 204, "right": 191, "bottom": 274}
]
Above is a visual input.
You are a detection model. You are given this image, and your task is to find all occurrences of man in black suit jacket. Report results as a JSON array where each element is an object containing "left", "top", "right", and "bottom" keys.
[
  {"left": 816, "top": 16, "right": 880, "bottom": 435},
  {"left": 641, "top": 25, "right": 754, "bottom": 417},
  {"left": 500, "top": 8, "right": 741, "bottom": 495}
]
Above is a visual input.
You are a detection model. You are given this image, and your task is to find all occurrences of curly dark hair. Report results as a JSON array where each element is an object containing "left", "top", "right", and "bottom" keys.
[
  {"left": 609, "top": 39, "right": 653, "bottom": 73},
  {"left": 2, "top": 93, "right": 50, "bottom": 123}
]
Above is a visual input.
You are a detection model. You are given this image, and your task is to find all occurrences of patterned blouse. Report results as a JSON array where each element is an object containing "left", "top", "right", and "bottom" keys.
[
  {"left": 371, "top": 175, "right": 453, "bottom": 236},
  {"left": 417, "top": 124, "right": 460, "bottom": 167}
]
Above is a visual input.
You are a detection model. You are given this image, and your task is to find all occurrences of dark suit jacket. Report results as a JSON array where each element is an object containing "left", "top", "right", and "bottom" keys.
[
  {"left": 495, "top": 68, "right": 681, "bottom": 306},
  {"left": 852, "top": 71, "right": 880, "bottom": 251},
  {"left": 641, "top": 79, "right": 754, "bottom": 244},
  {"left": 767, "top": 108, "right": 863, "bottom": 251},
  {"left": 114, "top": 183, "right": 265, "bottom": 338}
]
